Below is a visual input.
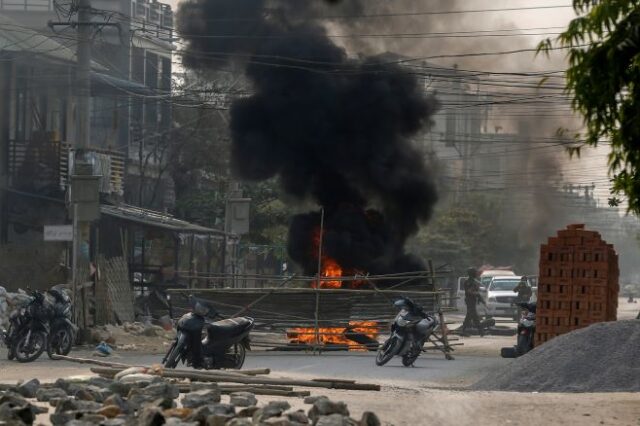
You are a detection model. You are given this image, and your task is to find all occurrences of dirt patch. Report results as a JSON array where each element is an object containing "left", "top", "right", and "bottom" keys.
[{"left": 473, "top": 320, "right": 640, "bottom": 392}]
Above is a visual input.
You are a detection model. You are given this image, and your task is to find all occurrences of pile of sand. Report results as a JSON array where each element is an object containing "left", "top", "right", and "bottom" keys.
[{"left": 473, "top": 320, "right": 640, "bottom": 392}]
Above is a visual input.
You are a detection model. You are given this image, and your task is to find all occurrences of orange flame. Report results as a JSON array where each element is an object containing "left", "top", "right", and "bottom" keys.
[{"left": 287, "top": 321, "right": 378, "bottom": 350}]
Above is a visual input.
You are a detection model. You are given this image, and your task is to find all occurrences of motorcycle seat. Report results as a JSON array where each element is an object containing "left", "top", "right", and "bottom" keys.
[{"left": 206, "top": 317, "right": 252, "bottom": 339}]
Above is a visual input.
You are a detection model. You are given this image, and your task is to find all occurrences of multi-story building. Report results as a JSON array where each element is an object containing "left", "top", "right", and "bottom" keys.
[{"left": 0, "top": 0, "right": 174, "bottom": 210}]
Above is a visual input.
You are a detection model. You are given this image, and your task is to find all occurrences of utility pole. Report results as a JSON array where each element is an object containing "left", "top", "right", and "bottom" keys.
[
  {"left": 52, "top": 0, "right": 102, "bottom": 327},
  {"left": 76, "top": 0, "right": 92, "bottom": 151}
]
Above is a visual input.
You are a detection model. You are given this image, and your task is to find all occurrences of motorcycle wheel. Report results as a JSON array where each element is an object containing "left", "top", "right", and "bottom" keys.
[
  {"left": 163, "top": 341, "right": 181, "bottom": 369},
  {"left": 228, "top": 343, "right": 246, "bottom": 369},
  {"left": 14, "top": 331, "right": 46, "bottom": 363},
  {"left": 375, "top": 337, "right": 400, "bottom": 366},
  {"left": 47, "top": 327, "right": 74, "bottom": 359}
]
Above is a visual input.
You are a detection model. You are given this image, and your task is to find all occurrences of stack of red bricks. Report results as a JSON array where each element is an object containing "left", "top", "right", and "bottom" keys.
[{"left": 536, "top": 224, "right": 619, "bottom": 346}]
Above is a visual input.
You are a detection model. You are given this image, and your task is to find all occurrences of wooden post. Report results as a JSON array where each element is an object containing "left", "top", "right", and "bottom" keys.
[
  {"left": 314, "top": 208, "right": 325, "bottom": 349},
  {"left": 430, "top": 259, "right": 452, "bottom": 359}
]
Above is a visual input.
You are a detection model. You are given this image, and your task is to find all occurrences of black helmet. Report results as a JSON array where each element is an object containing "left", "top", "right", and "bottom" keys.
[{"left": 467, "top": 267, "right": 477, "bottom": 277}]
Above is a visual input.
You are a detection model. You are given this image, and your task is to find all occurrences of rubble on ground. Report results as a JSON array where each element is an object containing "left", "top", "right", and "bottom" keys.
[
  {"left": 0, "top": 372, "right": 381, "bottom": 426},
  {"left": 473, "top": 320, "right": 640, "bottom": 392},
  {"left": 86, "top": 322, "right": 176, "bottom": 353},
  {"left": 0, "top": 286, "right": 33, "bottom": 330}
]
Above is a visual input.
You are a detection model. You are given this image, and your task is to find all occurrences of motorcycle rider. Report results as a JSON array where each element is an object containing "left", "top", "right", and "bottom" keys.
[
  {"left": 461, "top": 267, "right": 484, "bottom": 337},
  {"left": 513, "top": 276, "right": 533, "bottom": 303}
]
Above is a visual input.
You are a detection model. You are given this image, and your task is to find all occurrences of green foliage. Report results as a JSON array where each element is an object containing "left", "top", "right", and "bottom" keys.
[
  {"left": 408, "top": 195, "right": 536, "bottom": 275},
  {"left": 242, "top": 180, "right": 290, "bottom": 245},
  {"left": 539, "top": 0, "right": 640, "bottom": 214}
]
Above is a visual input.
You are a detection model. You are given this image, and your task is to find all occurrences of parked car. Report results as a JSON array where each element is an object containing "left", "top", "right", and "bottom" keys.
[
  {"left": 456, "top": 269, "right": 516, "bottom": 312},
  {"left": 484, "top": 276, "right": 536, "bottom": 317}
]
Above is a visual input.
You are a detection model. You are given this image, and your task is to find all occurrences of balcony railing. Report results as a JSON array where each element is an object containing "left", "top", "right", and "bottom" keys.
[
  {"left": 0, "top": 0, "right": 52, "bottom": 11},
  {"left": 8, "top": 138, "right": 125, "bottom": 196}
]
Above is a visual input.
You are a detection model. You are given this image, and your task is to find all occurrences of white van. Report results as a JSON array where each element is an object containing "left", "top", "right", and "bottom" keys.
[{"left": 456, "top": 269, "right": 516, "bottom": 312}]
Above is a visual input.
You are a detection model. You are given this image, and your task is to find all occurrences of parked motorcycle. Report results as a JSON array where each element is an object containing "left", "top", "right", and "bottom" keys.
[
  {"left": 2, "top": 291, "right": 51, "bottom": 362},
  {"left": 162, "top": 297, "right": 254, "bottom": 370},
  {"left": 375, "top": 296, "right": 439, "bottom": 367},
  {"left": 46, "top": 288, "right": 77, "bottom": 359},
  {"left": 501, "top": 302, "right": 536, "bottom": 358}
]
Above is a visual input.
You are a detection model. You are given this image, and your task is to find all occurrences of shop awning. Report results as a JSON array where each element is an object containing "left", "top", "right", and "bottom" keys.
[{"left": 100, "top": 204, "right": 226, "bottom": 237}]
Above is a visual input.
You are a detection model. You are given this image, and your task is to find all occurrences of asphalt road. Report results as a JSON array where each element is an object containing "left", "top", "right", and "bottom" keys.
[
  {"left": 2, "top": 345, "right": 639, "bottom": 426},
  {"left": 0, "top": 348, "right": 503, "bottom": 388}
]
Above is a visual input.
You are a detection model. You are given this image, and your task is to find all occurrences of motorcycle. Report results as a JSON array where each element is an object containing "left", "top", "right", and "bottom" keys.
[
  {"left": 2, "top": 291, "right": 51, "bottom": 362},
  {"left": 376, "top": 296, "right": 439, "bottom": 367},
  {"left": 46, "top": 288, "right": 77, "bottom": 358},
  {"left": 501, "top": 302, "right": 536, "bottom": 358},
  {"left": 162, "top": 297, "right": 254, "bottom": 370}
]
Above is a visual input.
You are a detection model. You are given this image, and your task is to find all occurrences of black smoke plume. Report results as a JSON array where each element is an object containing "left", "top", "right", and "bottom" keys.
[{"left": 178, "top": 0, "right": 440, "bottom": 279}]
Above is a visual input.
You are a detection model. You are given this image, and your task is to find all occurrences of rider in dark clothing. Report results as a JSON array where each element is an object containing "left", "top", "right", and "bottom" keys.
[{"left": 461, "top": 268, "right": 484, "bottom": 337}]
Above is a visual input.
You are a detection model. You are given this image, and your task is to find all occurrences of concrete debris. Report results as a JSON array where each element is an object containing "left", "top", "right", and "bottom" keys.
[
  {"left": 181, "top": 389, "right": 222, "bottom": 408},
  {"left": 16, "top": 379, "right": 40, "bottom": 399},
  {"left": 229, "top": 391, "right": 257, "bottom": 407},
  {"left": 473, "top": 320, "right": 640, "bottom": 392},
  {"left": 0, "top": 375, "right": 382, "bottom": 426}
]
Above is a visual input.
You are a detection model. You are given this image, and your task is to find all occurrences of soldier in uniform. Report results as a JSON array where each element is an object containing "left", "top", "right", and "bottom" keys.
[
  {"left": 461, "top": 267, "right": 484, "bottom": 337},
  {"left": 513, "top": 275, "right": 533, "bottom": 303}
]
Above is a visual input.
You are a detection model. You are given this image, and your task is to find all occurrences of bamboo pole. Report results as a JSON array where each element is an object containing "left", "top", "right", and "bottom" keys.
[
  {"left": 314, "top": 208, "right": 325, "bottom": 348},
  {"left": 231, "top": 274, "right": 297, "bottom": 317},
  {"left": 53, "top": 355, "right": 269, "bottom": 376},
  {"left": 89, "top": 367, "right": 380, "bottom": 391},
  {"left": 167, "top": 288, "right": 446, "bottom": 296}
]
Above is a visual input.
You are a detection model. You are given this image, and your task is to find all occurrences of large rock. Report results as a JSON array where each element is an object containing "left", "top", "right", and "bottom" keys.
[
  {"left": 205, "top": 414, "right": 234, "bottom": 426},
  {"left": 16, "top": 379, "right": 40, "bottom": 398},
  {"left": 315, "top": 414, "right": 357, "bottom": 426},
  {"left": 35, "top": 387, "right": 68, "bottom": 402},
  {"left": 253, "top": 401, "right": 291, "bottom": 424},
  {"left": 287, "top": 410, "right": 310, "bottom": 424},
  {"left": 97, "top": 405, "right": 122, "bottom": 419},
  {"left": 262, "top": 417, "right": 297, "bottom": 426},
  {"left": 229, "top": 392, "right": 256, "bottom": 407},
  {"left": 88, "top": 376, "right": 114, "bottom": 388},
  {"left": 103, "top": 394, "right": 131, "bottom": 414},
  {"left": 0, "top": 401, "right": 37, "bottom": 425},
  {"left": 108, "top": 380, "right": 136, "bottom": 397},
  {"left": 237, "top": 406, "right": 260, "bottom": 418},
  {"left": 358, "top": 412, "right": 381, "bottom": 426},
  {"left": 54, "top": 397, "right": 102, "bottom": 414},
  {"left": 308, "top": 398, "right": 349, "bottom": 424},
  {"left": 127, "top": 382, "right": 179, "bottom": 410},
  {"left": 187, "top": 404, "right": 235, "bottom": 423},
  {"left": 137, "top": 382, "right": 179, "bottom": 400},
  {"left": 138, "top": 406, "right": 166, "bottom": 426},
  {"left": 181, "top": 389, "right": 221, "bottom": 408},
  {"left": 226, "top": 418, "right": 253, "bottom": 426}
]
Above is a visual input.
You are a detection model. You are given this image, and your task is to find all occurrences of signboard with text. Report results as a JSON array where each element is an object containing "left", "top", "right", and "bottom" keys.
[{"left": 44, "top": 225, "right": 73, "bottom": 242}]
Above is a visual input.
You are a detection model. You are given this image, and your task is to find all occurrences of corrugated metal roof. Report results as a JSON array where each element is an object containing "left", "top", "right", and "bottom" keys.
[
  {"left": 101, "top": 204, "right": 227, "bottom": 236},
  {"left": 0, "top": 14, "right": 76, "bottom": 63}
]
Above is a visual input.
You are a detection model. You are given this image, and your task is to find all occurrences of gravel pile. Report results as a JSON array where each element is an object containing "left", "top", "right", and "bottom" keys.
[
  {"left": 473, "top": 320, "right": 640, "bottom": 392},
  {"left": 0, "top": 375, "right": 381, "bottom": 425}
]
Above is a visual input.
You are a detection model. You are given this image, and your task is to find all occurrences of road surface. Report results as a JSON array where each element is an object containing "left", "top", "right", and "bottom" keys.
[{"left": 1, "top": 347, "right": 639, "bottom": 426}]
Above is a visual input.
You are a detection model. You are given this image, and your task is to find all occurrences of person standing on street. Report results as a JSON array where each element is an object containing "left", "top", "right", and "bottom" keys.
[
  {"left": 461, "top": 267, "right": 484, "bottom": 337},
  {"left": 513, "top": 276, "right": 533, "bottom": 303}
]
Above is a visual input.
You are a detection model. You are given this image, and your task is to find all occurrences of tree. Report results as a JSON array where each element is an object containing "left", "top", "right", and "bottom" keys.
[{"left": 539, "top": 1, "right": 640, "bottom": 213}]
